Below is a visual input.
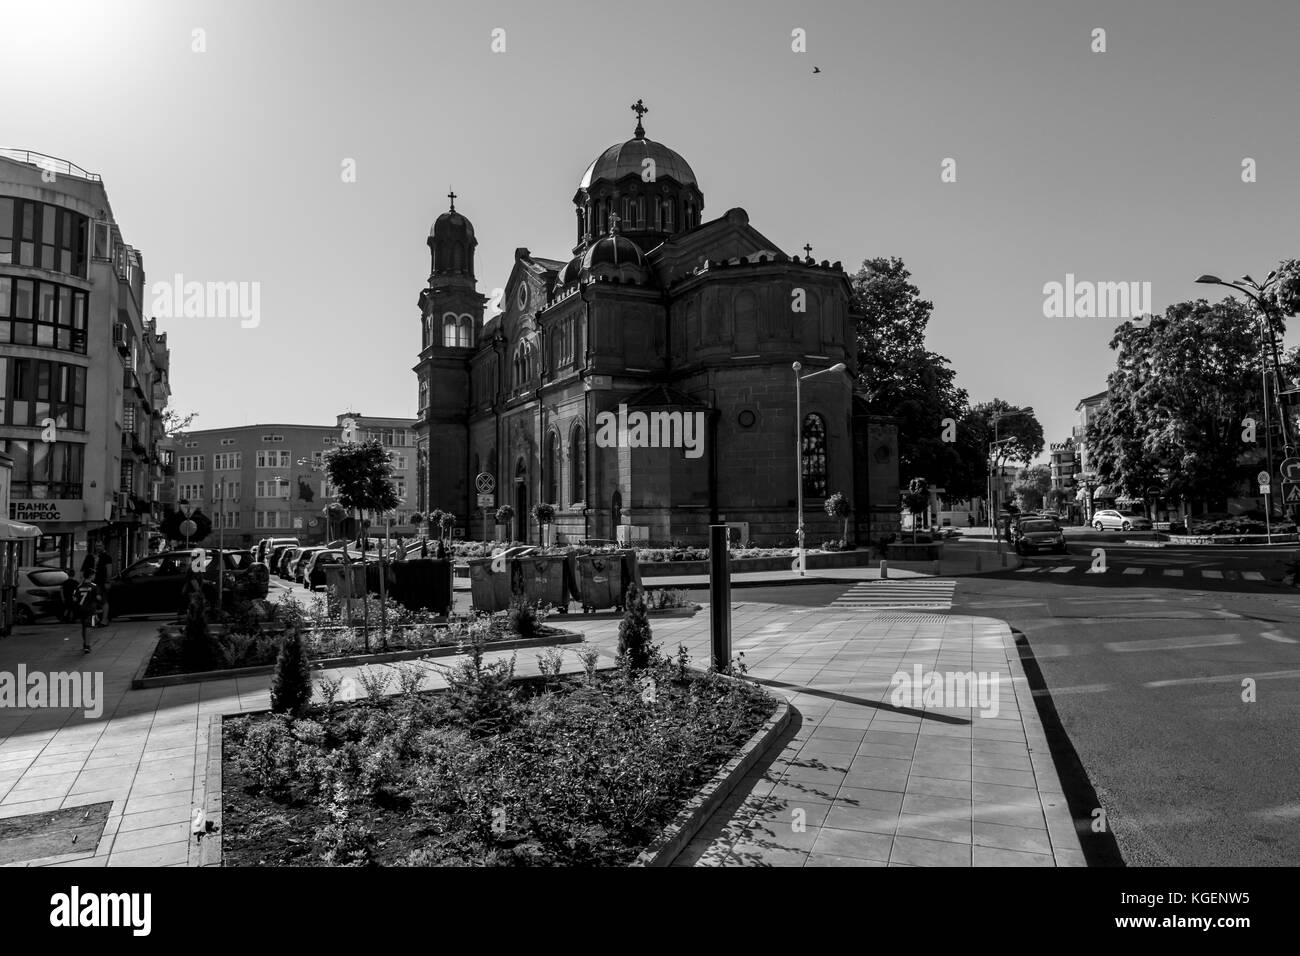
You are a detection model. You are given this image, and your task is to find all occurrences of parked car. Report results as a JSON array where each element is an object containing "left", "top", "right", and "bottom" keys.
[
  {"left": 304, "top": 549, "right": 344, "bottom": 590},
  {"left": 13, "top": 567, "right": 71, "bottom": 623},
  {"left": 1014, "top": 518, "right": 1067, "bottom": 555},
  {"left": 1091, "top": 510, "right": 1153, "bottom": 532},
  {"left": 277, "top": 547, "right": 303, "bottom": 580},
  {"left": 255, "top": 537, "right": 300, "bottom": 565},
  {"left": 267, "top": 545, "right": 294, "bottom": 575},
  {"left": 291, "top": 547, "right": 327, "bottom": 583},
  {"left": 106, "top": 550, "right": 257, "bottom": 619}
]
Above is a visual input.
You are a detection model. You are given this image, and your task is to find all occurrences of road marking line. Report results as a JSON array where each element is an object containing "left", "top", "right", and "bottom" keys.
[
  {"left": 1105, "top": 633, "right": 1242, "bottom": 653},
  {"left": 1049, "top": 565, "right": 1074, "bottom": 573},
  {"left": 1242, "top": 571, "right": 1265, "bottom": 581},
  {"left": 1201, "top": 570, "right": 1223, "bottom": 579},
  {"left": 1121, "top": 567, "right": 1145, "bottom": 575},
  {"left": 1261, "top": 630, "right": 1299, "bottom": 644},
  {"left": 1144, "top": 669, "right": 1300, "bottom": 688},
  {"left": 1163, "top": 569, "right": 1183, "bottom": 577},
  {"left": 1015, "top": 567, "right": 1042, "bottom": 573}
]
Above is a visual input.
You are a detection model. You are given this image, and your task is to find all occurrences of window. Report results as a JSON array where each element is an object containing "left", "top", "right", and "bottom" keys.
[
  {"left": 0, "top": 439, "right": 84, "bottom": 498},
  {"left": 261, "top": 434, "right": 285, "bottom": 443},
  {"left": 255, "top": 450, "right": 291, "bottom": 468},
  {"left": 0, "top": 357, "right": 86, "bottom": 430},
  {"left": 801, "top": 414, "right": 828, "bottom": 499},
  {"left": 214, "top": 452, "right": 241, "bottom": 470},
  {"left": 0, "top": 198, "right": 87, "bottom": 277},
  {"left": 178, "top": 455, "right": 204, "bottom": 472},
  {"left": 178, "top": 483, "right": 204, "bottom": 501},
  {"left": 570, "top": 424, "right": 586, "bottom": 504},
  {"left": 217, "top": 511, "right": 241, "bottom": 529},
  {"left": 256, "top": 510, "right": 288, "bottom": 529},
  {"left": 220, "top": 437, "right": 236, "bottom": 446},
  {"left": 393, "top": 480, "right": 407, "bottom": 501},
  {"left": 418, "top": 377, "right": 429, "bottom": 415},
  {"left": 213, "top": 481, "right": 240, "bottom": 500},
  {"left": 0, "top": 277, "right": 88, "bottom": 354},
  {"left": 92, "top": 221, "right": 111, "bottom": 260},
  {"left": 394, "top": 454, "right": 408, "bottom": 471},
  {"left": 120, "top": 461, "right": 135, "bottom": 494},
  {"left": 256, "top": 479, "right": 289, "bottom": 498},
  {"left": 123, "top": 403, "right": 137, "bottom": 432},
  {"left": 545, "top": 432, "right": 561, "bottom": 506}
]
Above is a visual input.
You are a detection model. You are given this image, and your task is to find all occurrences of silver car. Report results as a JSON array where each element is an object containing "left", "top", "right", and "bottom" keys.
[{"left": 1092, "top": 509, "right": 1152, "bottom": 532}]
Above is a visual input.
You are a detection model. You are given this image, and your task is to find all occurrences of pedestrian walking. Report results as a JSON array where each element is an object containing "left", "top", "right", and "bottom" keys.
[
  {"left": 80, "top": 542, "right": 112, "bottom": 625},
  {"left": 72, "top": 572, "right": 101, "bottom": 652}
]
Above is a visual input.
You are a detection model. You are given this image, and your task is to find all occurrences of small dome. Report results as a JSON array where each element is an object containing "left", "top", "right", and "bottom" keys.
[
  {"left": 579, "top": 138, "right": 697, "bottom": 191},
  {"left": 556, "top": 254, "right": 584, "bottom": 287},
  {"left": 430, "top": 209, "right": 474, "bottom": 241},
  {"left": 583, "top": 234, "right": 643, "bottom": 270}
]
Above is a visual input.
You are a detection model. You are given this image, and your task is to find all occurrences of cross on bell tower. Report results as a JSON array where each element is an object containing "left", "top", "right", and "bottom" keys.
[
  {"left": 803, "top": 244, "right": 813, "bottom": 260},
  {"left": 447, "top": 188, "right": 456, "bottom": 212},
  {"left": 630, "top": 99, "right": 649, "bottom": 139}
]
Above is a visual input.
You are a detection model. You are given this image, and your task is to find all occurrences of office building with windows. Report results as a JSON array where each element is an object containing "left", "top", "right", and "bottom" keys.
[{"left": 0, "top": 149, "right": 171, "bottom": 568}]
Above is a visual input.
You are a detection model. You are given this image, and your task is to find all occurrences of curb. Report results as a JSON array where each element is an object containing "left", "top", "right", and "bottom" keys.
[
  {"left": 132, "top": 630, "right": 584, "bottom": 689},
  {"left": 192, "top": 715, "right": 223, "bottom": 866},
  {"left": 632, "top": 695, "right": 792, "bottom": 867}
]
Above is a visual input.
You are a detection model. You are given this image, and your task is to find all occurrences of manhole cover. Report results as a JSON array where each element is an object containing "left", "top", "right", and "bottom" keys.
[{"left": 0, "top": 801, "right": 112, "bottom": 865}]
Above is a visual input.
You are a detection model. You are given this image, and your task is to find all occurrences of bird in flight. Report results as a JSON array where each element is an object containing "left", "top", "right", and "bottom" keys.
[{"left": 813, "top": 66, "right": 821, "bottom": 74}]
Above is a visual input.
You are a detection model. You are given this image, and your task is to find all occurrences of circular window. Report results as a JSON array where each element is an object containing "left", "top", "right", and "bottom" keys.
[
  {"left": 873, "top": 443, "right": 892, "bottom": 463},
  {"left": 738, "top": 410, "right": 757, "bottom": 428},
  {"left": 516, "top": 285, "right": 529, "bottom": 311}
]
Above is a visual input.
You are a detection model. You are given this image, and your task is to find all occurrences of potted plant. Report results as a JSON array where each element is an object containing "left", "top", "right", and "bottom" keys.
[
  {"left": 532, "top": 502, "right": 557, "bottom": 547},
  {"left": 824, "top": 492, "right": 853, "bottom": 548},
  {"left": 495, "top": 504, "right": 515, "bottom": 541}
]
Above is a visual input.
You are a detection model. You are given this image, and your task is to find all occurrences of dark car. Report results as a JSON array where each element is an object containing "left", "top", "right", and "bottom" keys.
[
  {"left": 277, "top": 547, "right": 303, "bottom": 580},
  {"left": 107, "top": 550, "right": 266, "bottom": 618},
  {"left": 269, "top": 546, "right": 295, "bottom": 579},
  {"left": 1014, "top": 518, "right": 1067, "bottom": 555}
]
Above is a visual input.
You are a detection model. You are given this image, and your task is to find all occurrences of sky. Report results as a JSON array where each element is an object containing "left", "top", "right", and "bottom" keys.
[{"left": 3, "top": 0, "right": 1298, "bottom": 458}]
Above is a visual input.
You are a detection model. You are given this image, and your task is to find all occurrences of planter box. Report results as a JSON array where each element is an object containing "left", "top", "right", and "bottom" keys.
[{"left": 639, "top": 549, "right": 872, "bottom": 578}]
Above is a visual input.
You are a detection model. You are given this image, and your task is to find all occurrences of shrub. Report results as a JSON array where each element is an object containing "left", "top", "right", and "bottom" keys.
[
  {"left": 507, "top": 597, "right": 545, "bottom": 638},
  {"left": 270, "top": 630, "right": 313, "bottom": 717},
  {"left": 439, "top": 621, "right": 518, "bottom": 736},
  {"left": 617, "top": 586, "right": 654, "bottom": 670},
  {"left": 181, "top": 588, "right": 218, "bottom": 672}
]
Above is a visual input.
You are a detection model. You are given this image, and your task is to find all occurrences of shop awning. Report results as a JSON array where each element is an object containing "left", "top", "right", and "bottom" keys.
[
  {"left": 0, "top": 518, "right": 42, "bottom": 540},
  {"left": 1093, "top": 485, "right": 1113, "bottom": 498}
]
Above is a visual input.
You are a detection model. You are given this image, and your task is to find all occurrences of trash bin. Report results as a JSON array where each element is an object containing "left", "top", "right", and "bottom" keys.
[
  {"left": 468, "top": 557, "right": 517, "bottom": 613},
  {"left": 514, "top": 554, "right": 572, "bottom": 612},
  {"left": 391, "top": 559, "right": 452, "bottom": 615},
  {"left": 323, "top": 563, "right": 367, "bottom": 599},
  {"left": 575, "top": 553, "right": 625, "bottom": 612}
]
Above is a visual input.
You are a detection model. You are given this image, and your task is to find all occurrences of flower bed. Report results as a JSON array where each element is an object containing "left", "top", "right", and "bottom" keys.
[{"left": 220, "top": 648, "right": 776, "bottom": 866}]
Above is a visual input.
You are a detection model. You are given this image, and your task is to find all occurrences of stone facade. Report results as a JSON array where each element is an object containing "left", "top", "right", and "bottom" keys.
[{"left": 413, "top": 110, "right": 898, "bottom": 546}]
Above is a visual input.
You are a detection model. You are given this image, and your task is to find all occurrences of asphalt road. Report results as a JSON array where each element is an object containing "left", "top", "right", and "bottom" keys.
[{"left": 711, "top": 541, "right": 1300, "bottom": 867}]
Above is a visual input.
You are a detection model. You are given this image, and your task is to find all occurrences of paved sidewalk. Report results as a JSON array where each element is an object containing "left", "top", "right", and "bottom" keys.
[{"left": 0, "top": 596, "right": 1079, "bottom": 868}]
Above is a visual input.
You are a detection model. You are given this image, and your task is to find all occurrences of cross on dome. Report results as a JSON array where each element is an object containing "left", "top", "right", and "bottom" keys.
[
  {"left": 447, "top": 189, "right": 456, "bottom": 211},
  {"left": 630, "top": 99, "right": 649, "bottom": 139}
]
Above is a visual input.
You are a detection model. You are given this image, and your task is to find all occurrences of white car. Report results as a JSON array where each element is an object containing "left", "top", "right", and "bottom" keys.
[
  {"left": 1091, "top": 510, "right": 1153, "bottom": 532},
  {"left": 14, "top": 567, "right": 72, "bottom": 623}
]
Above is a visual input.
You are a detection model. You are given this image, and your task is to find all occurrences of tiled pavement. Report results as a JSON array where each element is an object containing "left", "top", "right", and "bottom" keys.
[{"left": 0, "top": 597, "right": 1085, "bottom": 867}]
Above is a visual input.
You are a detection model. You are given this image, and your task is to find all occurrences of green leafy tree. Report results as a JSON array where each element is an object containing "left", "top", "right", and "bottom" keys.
[
  {"left": 824, "top": 492, "right": 852, "bottom": 545},
  {"left": 324, "top": 439, "right": 400, "bottom": 652},
  {"left": 901, "top": 477, "right": 930, "bottom": 543},
  {"left": 850, "top": 257, "right": 982, "bottom": 499},
  {"left": 1088, "top": 297, "right": 1300, "bottom": 512},
  {"left": 1011, "top": 465, "right": 1053, "bottom": 512}
]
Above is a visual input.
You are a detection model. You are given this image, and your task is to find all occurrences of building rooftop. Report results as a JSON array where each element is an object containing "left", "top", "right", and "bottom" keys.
[{"left": 0, "top": 148, "right": 102, "bottom": 182}]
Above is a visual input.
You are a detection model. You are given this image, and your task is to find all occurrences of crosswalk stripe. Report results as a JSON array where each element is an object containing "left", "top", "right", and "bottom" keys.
[
  {"left": 1243, "top": 571, "right": 1265, "bottom": 581},
  {"left": 831, "top": 579, "right": 956, "bottom": 611},
  {"left": 1049, "top": 565, "right": 1074, "bottom": 573},
  {"left": 1163, "top": 569, "right": 1183, "bottom": 577},
  {"left": 1202, "top": 570, "right": 1223, "bottom": 579},
  {"left": 1122, "top": 567, "right": 1144, "bottom": 575}
]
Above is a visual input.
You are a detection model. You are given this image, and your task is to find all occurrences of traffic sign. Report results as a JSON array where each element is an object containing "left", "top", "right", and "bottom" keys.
[
  {"left": 1260, "top": 484, "right": 1271, "bottom": 496},
  {"left": 477, "top": 493, "right": 495, "bottom": 509},
  {"left": 475, "top": 473, "right": 495, "bottom": 494},
  {"left": 1282, "top": 458, "right": 1300, "bottom": 482},
  {"left": 1283, "top": 481, "right": 1300, "bottom": 504},
  {"left": 1257, "top": 471, "right": 1271, "bottom": 487}
]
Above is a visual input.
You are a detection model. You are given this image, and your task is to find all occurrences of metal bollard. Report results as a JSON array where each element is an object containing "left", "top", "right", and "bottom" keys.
[
  {"left": 708, "top": 525, "right": 731, "bottom": 671},
  {"left": 880, "top": 559, "right": 889, "bottom": 580}
]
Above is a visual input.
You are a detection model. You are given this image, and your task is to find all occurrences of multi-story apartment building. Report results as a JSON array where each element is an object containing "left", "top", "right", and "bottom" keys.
[
  {"left": 179, "top": 413, "right": 420, "bottom": 548},
  {"left": 0, "top": 149, "right": 171, "bottom": 569},
  {"left": 337, "top": 412, "right": 420, "bottom": 539}
]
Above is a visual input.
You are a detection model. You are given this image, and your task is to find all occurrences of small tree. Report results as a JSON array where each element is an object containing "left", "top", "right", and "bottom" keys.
[
  {"left": 495, "top": 505, "right": 515, "bottom": 541},
  {"left": 324, "top": 439, "right": 400, "bottom": 652},
  {"left": 824, "top": 492, "right": 853, "bottom": 546},
  {"left": 532, "top": 503, "right": 557, "bottom": 546},
  {"left": 902, "top": 478, "right": 930, "bottom": 544},
  {"left": 180, "top": 586, "right": 216, "bottom": 672},
  {"left": 269, "top": 628, "right": 313, "bottom": 717},
  {"left": 617, "top": 585, "right": 654, "bottom": 671}
]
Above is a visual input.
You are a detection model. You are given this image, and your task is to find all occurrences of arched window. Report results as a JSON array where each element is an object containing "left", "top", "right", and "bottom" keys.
[
  {"left": 570, "top": 424, "right": 586, "bottom": 504},
  {"left": 457, "top": 316, "right": 472, "bottom": 348},
  {"left": 801, "top": 413, "right": 828, "bottom": 499},
  {"left": 545, "top": 431, "right": 561, "bottom": 506},
  {"left": 443, "top": 315, "right": 458, "bottom": 347},
  {"left": 664, "top": 198, "right": 674, "bottom": 231}
]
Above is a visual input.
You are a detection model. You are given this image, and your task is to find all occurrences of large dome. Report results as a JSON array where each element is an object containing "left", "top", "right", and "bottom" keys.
[
  {"left": 579, "top": 137, "right": 698, "bottom": 191},
  {"left": 429, "top": 209, "right": 474, "bottom": 240}
]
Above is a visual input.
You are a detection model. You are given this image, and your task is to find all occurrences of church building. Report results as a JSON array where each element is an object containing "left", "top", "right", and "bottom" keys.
[{"left": 413, "top": 102, "right": 899, "bottom": 546}]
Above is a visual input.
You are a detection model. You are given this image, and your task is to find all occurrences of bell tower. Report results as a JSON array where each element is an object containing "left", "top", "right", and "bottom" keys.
[{"left": 414, "top": 191, "right": 482, "bottom": 525}]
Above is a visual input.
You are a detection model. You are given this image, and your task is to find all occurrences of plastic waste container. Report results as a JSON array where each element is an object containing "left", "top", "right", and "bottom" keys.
[
  {"left": 575, "top": 553, "right": 625, "bottom": 612},
  {"left": 392, "top": 559, "right": 452, "bottom": 614},
  {"left": 514, "top": 554, "right": 573, "bottom": 612},
  {"left": 468, "top": 557, "right": 517, "bottom": 613}
]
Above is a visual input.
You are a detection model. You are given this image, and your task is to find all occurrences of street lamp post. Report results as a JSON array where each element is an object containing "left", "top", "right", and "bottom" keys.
[
  {"left": 1197, "top": 272, "right": 1295, "bottom": 524},
  {"left": 792, "top": 361, "right": 847, "bottom": 575}
]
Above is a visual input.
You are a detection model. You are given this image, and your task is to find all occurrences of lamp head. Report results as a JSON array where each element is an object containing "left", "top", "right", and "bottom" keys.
[{"left": 1195, "top": 274, "right": 1222, "bottom": 285}]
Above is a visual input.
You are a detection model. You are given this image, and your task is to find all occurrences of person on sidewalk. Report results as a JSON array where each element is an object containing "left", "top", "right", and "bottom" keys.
[
  {"left": 80, "top": 542, "right": 112, "bottom": 625},
  {"left": 72, "top": 572, "right": 101, "bottom": 652}
]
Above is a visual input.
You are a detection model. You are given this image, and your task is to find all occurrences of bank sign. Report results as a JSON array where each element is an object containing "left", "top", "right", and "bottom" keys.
[{"left": 9, "top": 500, "right": 84, "bottom": 523}]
